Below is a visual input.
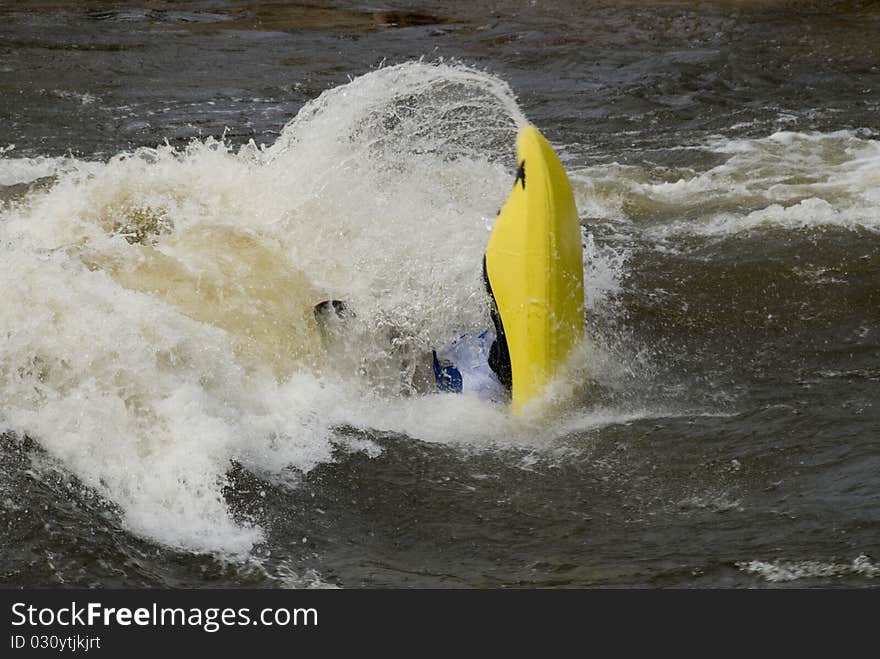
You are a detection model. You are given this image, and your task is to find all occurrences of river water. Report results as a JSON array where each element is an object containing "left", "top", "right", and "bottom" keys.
[{"left": 1, "top": 1, "right": 878, "bottom": 587}]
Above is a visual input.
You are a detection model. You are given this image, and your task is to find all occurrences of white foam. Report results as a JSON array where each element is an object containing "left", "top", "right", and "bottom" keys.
[
  {"left": 0, "top": 153, "right": 99, "bottom": 187},
  {"left": 667, "top": 197, "right": 875, "bottom": 237},
  {"left": 50, "top": 90, "right": 100, "bottom": 106},
  {"left": 570, "top": 130, "right": 880, "bottom": 237},
  {"left": 737, "top": 554, "right": 879, "bottom": 583},
  {"left": 582, "top": 230, "right": 628, "bottom": 311}
]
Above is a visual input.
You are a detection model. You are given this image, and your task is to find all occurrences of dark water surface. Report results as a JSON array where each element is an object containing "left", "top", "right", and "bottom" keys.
[{"left": 1, "top": 1, "right": 879, "bottom": 587}]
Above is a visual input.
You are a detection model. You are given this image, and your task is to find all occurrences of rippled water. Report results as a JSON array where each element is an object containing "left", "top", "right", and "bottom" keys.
[{"left": 1, "top": 1, "right": 878, "bottom": 588}]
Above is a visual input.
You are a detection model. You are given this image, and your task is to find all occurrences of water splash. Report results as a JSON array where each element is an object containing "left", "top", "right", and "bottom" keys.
[{"left": 0, "top": 62, "right": 629, "bottom": 555}]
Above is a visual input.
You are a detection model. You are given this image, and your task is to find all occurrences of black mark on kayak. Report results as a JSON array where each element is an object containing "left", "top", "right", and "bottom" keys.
[{"left": 515, "top": 159, "right": 526, "bottom": 190}]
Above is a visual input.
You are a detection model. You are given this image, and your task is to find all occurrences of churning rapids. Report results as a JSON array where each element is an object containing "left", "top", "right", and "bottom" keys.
[{"left": 1, "top": 2, "right": 878, "bottom": 588}]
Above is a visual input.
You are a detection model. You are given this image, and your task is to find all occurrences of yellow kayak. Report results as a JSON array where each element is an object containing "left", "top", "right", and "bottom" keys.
[{"left": 485, "top": 125, "right": 585, "bottom": 415}]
